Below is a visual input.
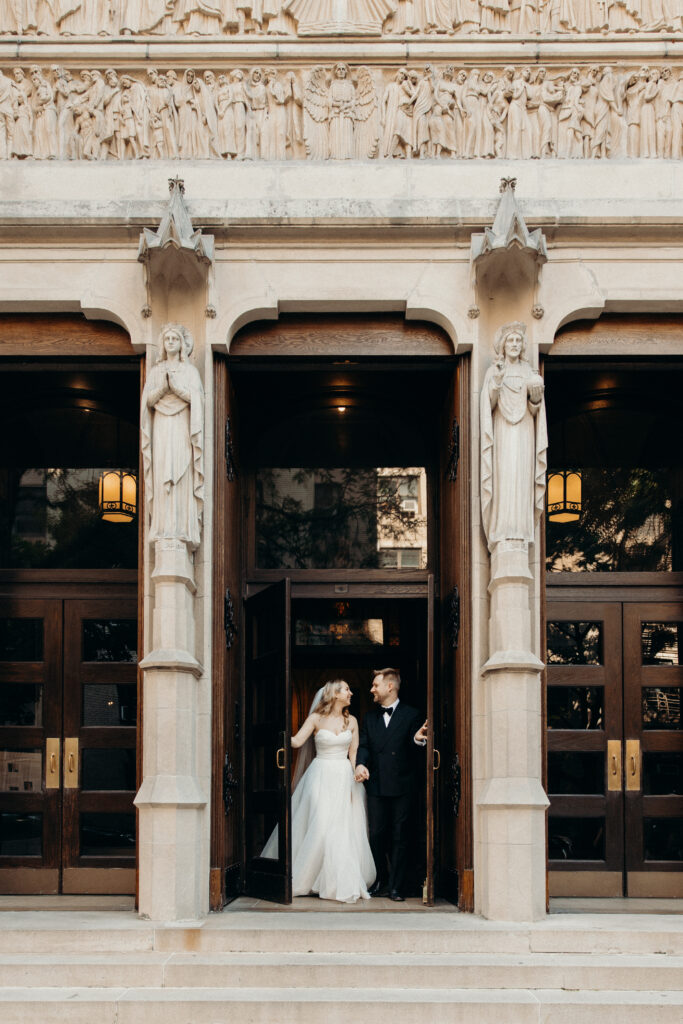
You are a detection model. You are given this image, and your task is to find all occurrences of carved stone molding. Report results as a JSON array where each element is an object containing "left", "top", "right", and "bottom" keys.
[{"left": 1, "top": 62, "right": 681, "bottom": 162}]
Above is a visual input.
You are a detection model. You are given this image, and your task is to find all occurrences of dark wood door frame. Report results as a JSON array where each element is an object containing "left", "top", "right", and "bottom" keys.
[
  {"left": 0, "top": 580, "right": 138, "bottom": 895},
  {"left": 546, "top": 574, "right": 683, "bottom": 898},
  {"left": 210, "top": 348, "right": 473, "bottom": 911}
]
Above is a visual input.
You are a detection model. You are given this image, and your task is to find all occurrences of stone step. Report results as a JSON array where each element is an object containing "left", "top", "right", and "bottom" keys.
[
  {"left": 1, "top": 986, "right": 682, "bottom": 1024},
  {"left": 0, "top": 951, "right": 681, "bottom": 992},
  {"left": 1, "top": 911, "right": 682, "bottom": 956},
  {"left": 153, "top": 915, "right": 683, "bottom": 956}
]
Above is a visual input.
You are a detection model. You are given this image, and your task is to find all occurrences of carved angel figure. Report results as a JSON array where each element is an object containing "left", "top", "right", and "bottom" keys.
[
  {"left": 303, "top": 64, "right": 378, "bottom": 160},
  {"left": 480, "top": 322, "right": 547, "bottom": 550},
  {"left": 141, "top": 323, "right": 205, "bottom": 551}
]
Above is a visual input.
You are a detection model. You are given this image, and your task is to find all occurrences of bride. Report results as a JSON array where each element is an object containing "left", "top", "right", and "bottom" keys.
[{"left": 262, "top": 679, "right": 376, "bottom": 903}]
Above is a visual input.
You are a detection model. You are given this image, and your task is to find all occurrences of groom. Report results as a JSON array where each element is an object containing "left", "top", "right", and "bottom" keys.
[{"left": 355, "top": 668, "right": 427, "bottom": 901}]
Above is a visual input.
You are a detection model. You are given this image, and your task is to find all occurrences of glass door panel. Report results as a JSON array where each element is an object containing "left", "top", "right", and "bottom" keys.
[
  {"left": 623, "top": 603, "right": 683, "bottom": 897},
  {"left": 0, "top": 600, "right": 62, "bottom": 894},
  {"left": 546, "top": 602, "right": 624, "bottom": 897},
  {"left": 61, "top": 599, "right": 137, "bottom": 894},
  {"left": 244, "top": 579, "right": 292, "bottom": 903}
]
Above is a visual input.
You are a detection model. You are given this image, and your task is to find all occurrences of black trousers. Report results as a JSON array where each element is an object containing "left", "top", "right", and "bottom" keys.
[{"left": 367, "top": 792, "right": 414, "bottom": 894}]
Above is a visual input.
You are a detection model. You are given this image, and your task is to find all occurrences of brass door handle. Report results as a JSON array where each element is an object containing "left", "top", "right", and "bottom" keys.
[
  {"left": 433, "top": 749, "right": 441, "bottom": 771},
  {"left": 45, "top": 738, "right": 60, "bottom": 790},
  {"left": 607, "top": 740, "right": 622, "bottom": 791},
  {"left": 626, "top": 739, "right": 641, "bottom": 792},
  {"left": 64, "top": 738, "right": 79, "bottom": 789},
  {"left": 276, "top": 747, "right": 285, "bottom": 771}
]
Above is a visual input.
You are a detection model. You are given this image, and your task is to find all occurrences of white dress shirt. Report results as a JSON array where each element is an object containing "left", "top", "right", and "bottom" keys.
[
  {"left": 381, "top": 698, "right": 400, "bottom": 727},
  {"left": 381, "top": 699, "right": 426, "bottom": 745}
]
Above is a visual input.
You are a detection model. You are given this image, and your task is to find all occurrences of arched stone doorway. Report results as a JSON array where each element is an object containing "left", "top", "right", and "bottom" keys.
[{"left": 210, "top": 314, "right": 474, "bottom": 910}]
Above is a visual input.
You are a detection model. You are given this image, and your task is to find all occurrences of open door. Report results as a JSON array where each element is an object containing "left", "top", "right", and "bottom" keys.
[
  {"left": 425, "top": 573, "right": 437, "bottom": 905},
  {"left": 243, "top": 578, "right": 292, "bottom": 903},
  {"left": 437, "top": 357, "right": 473, "bottom": 909}
]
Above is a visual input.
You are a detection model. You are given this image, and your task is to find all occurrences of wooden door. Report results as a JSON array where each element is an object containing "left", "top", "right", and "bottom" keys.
[
  {"left": 546, "top": 601, "right": 625, "bottom": 897},
  {"left": 437, "top": 358, "right": 472, "bottom": 908},
  {"left": 211, "top": 358, "right": 243, "bottom": 908},
  {"left": 61, "top": 599, "right": 137, "bottom": 895},
  {"left": 424, "top": 574, "right": 436, "bottom": 905},
  {"left": 0, "top": 595, "right": 137, "bottom": 894},
  {"left": 243, "top": 578, "right": 292, "bottom": 903},
  {"left": 623, "top": 603, "right": 683, "bottom": 897},
  {"left": 0, "top": 599, "right": 62, "bottom": 894}
]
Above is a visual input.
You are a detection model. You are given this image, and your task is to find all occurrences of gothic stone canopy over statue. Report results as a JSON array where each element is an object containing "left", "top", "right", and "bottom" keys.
[
  {"left": 480, "top": 322, "right": 548, "bottom": 551},
  {"left": 141, "top": 323, "right": 205, "bottom": 551},
  {"left": 0, "top": 63, "right": 682, "bottom": 163}
]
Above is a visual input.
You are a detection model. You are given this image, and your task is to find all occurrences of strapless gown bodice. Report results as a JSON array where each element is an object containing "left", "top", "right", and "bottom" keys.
[{"left": 314, "top": 728, "right": 353, "bottom": 760}]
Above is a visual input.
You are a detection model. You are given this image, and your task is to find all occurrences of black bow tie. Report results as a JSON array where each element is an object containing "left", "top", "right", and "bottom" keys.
[{"left": 383, "top": 706, "right": 394, "bottom": 717}]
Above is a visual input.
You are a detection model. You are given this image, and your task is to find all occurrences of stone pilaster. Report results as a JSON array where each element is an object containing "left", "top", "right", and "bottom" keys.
[
  {"left": 134, "top": 181, "right": 214, "bottom": 922},
  {"left": 472, "top": 180, "right": 550, "bottom": 921},
  {"left": 478, "top": 540, "right": 548, "bottom": 921}
]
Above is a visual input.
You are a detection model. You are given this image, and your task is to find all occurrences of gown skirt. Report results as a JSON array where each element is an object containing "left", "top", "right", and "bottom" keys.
[{"left": 263, "top": 728, "right": 376, "bottom": 903}]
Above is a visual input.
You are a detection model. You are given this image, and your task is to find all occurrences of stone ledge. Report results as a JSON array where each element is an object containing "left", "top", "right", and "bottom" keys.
[{"left": 139, "top": 650, "right": 203, "bottom": 676}]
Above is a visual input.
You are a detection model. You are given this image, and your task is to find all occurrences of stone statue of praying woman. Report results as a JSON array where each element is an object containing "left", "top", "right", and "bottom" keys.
[
  {"left": 141, "top": 323, "right": 204, "bottom": 551},
  {"left": 480, "top": 321, "right": 547, "bottom": 551}
]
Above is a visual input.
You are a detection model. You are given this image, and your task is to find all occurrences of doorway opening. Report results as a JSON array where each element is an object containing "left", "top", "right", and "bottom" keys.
[
  {"left": 0, "top": 351, "right": 141, "bottom": 895},
  {"left": 544, "top": 353, "right": 683, "bottom": 898},
  {"left": 212, "top": 314, "right": 472, "bottom": 911},
  {"left": 243, "top": 584, "right": 433, "bottom": 905}
]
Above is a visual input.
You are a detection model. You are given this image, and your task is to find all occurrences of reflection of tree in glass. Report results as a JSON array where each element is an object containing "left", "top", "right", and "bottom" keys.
[
  {"left": 641, "top": 622, "right": 682, "bottom": 665},
  {"left": 547, "top": 468, "right": 672, "bottom": 573},
  {"left": 547, "top": 621, "right": 602, "bottom": 665},
  {"left": 6, "top": 468, "right": 137, "bottom": 569},
  {"left": 256, "top": 467, "right": 426, "bottom": 570}
]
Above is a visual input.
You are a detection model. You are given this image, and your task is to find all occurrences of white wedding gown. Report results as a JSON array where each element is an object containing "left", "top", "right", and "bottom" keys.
[{"left": 263, "top": 728, "right": 376, "bottom": 903}]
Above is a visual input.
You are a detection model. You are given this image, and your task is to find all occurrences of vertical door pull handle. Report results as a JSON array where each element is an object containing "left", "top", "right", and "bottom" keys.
[
  {"left": 64, "top": 738, "right": 79, "bottom": 789},
  {"left": 626, "top": 739, "right": 641, "bottom": 791},
  {"left": 276, "top": 747, "right": 285, "bottom": 771},
  {"left": 607, "top": 740, "right": 622, "bottom": 792},
  {"left": 433, "top": 749, "right": 441, "bottom": 771},
  {"left": 45, "top": 738, "right": 60, "bottom": 789}
]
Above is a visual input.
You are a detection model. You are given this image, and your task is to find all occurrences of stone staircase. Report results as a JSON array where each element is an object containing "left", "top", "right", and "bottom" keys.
[{"left": 0, "top": 908, "right": 682, "bottom": 1023}]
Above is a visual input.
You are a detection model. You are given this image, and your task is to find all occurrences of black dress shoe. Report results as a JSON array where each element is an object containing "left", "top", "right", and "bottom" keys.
[
  {"left": 368, "top": 880, "right": 388, "bottom": 897},
  {"left": 389, "top": 890, "right": 405, "bottom": 902}
]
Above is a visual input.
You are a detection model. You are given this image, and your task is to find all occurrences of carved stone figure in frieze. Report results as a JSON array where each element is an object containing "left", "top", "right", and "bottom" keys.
[
  {"left": 480, "top": 322, "right": 547, "bottom": 552},
  {"left": 141, "top": 323, "right": 205, "bottom": 552},
  {"left": 304, "top": 63, "right": 379, "bottom": 160},
  {"left": 0, "top": 70, "right": 14, "bottom": 160}
]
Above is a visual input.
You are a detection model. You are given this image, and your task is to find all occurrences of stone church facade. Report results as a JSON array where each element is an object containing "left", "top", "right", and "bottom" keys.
[{"left": 0, "top": 2, "right": 681, "bottom": 927}]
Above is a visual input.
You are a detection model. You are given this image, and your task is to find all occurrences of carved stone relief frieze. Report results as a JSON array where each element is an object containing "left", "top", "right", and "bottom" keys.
[
  {"left": 1, "top": 62, "right": 682, "bottom": 161},
  {"left": 1, "top": 0, "right": 682, "bottom": 34}
]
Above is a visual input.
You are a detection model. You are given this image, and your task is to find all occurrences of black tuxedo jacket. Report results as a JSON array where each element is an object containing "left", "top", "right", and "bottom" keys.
[{"left": 356, "top": 702, "right": 423, "bottom": 798}]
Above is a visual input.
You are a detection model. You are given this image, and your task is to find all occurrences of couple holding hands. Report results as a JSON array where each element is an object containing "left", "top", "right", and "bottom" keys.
[{"left": 269, "top": 667, "right": 427, "bottom": 904}]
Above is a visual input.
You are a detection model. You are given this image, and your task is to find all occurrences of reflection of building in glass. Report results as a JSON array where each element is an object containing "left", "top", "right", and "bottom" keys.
[
  {"left": 0, "top": 750, "right": 42, "bottom": 793},
  {"left": 255, "top": 466, "right": 428, "bottom": 569},
  {"left": 376, "top": 468, "right": 427, "bottom": 569}
]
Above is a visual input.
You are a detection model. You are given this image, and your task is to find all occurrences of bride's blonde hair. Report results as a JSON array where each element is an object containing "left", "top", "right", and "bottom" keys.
[{"left": 315, "top": 680, "right": 350, "bottom": 728}]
